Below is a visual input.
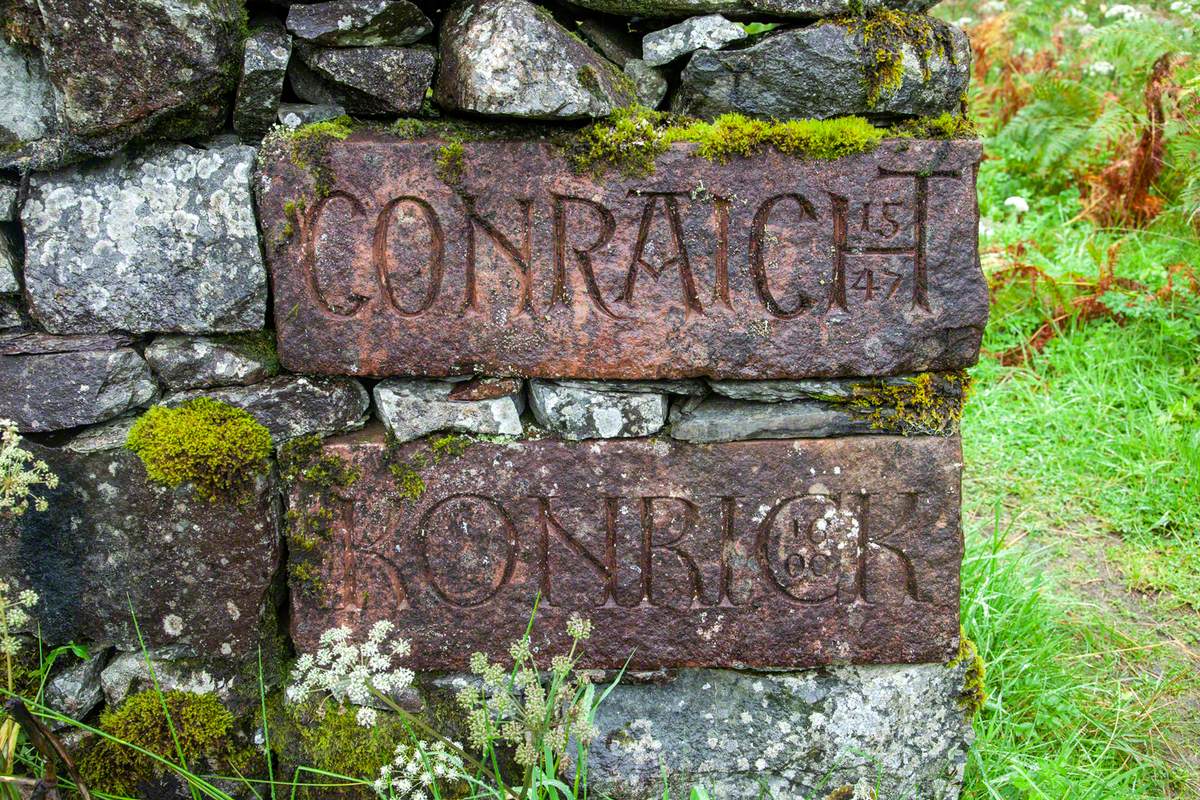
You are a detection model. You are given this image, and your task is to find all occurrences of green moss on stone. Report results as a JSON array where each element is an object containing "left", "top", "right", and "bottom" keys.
[
  {"left": 831, "top": 10, "right": 957, "bottom": 107},
  {"left": 434, "top": 139, "right": 466, "bottom": 186},
  {"left": 891, "top": 112, "right": 978, "bottom": 139},
  {"left": 126, "top": 398, "right": 272, "bottom": 501},
  {"left": 281, "top": 115, "right": 356, "bottom": 197},
  {"left": 949, "top": 631, "right": 987, "bottom": 719},
  {"left": 845, "top": 370, "right": 972, "bottom": 435}
]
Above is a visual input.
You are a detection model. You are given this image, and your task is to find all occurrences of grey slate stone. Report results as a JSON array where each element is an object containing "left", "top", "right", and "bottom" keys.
[
  {"left": 277, "top": 102, "right": 347, "bottom": 129},
  {"left": 22, "top": 142, "right": 267, "bottom": 335},
  {"left": 670, "top": 396, "right": 872, "bottom": 442},
  {"left": 435, "top": 0, "right": 636, "bottom": 120},
  {"left": 373, "top": 378, "right": 524, "bottom": 444},
  {"left": 145, "top": 335, "right": 279, "bottom": 391},
  {"left": 101, "top": 649, "right": 255, "bottom": 712},
  {"left": 0, "top": 333, "right": 158, "bottom": 433},
  {"left": 234, "top": 20, "right": 293, "bottom": 139},
  {"left": 673, "top": 19, "right": 970, "bottom": 121},
  {"left": 286, "top": 0, "right": 433, "bottom": 46},
  {"left": 166, "top": 375, "right": 370, "bottom": 444},
  {"left": 624, "top": 60, "right": 669, "bottom": 108},
  {"left": 642, "top": 14, "right": 746, "bottom": 66},
  {"left": 44, "top": 648, "right": 109, "bottom": 725},
  {"left": 578, "top": 18, "right": 640, "bottom": 66},
  {"left": 565, "top": 0, "right": 940, "bottom": 18},
  {"left": 0, "top": 228, "right": 18, "bottom": 293},
  {"left": 0, "top": 298, "right": 21, "bottom": 331},
  {"left": 584, "top": 664, "right": 973, "bottom": 800},
  {"left": 290, "top": 43, "right": 435, "bottom": 115},
  {"left": 0, "top": 37, "right": 64, "bottom": 171},
  {"left": 555, "top": 378, "right": 708, "bottom": 395},
  {"left": 530, "top": 380, "right": 668, "bottom": 440},
  {"left": 709, "top": 377, "right": 872, "bottom": 402},
  {"left": 1, "top": 179, "right": 20, "bottom": 222},
  {"left": 65, "top": 416, "right": 138, "bottom": 454}
]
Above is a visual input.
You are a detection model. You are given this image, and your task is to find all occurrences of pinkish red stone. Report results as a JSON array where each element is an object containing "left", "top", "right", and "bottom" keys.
[
  {"left": 256, "top": 135, "right": 987, "bottom": 379},
  {"left": 286, "top": 429, "right": 963, "bottom": 668}
]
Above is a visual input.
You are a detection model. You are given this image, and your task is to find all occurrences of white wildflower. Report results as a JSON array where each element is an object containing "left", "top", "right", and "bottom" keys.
[
  {"left": 1087, "top": 60, "right": 1115, "bottom": 76},
  {"left": 1104, "top": 3, "right": 1144, "bottom": 20},
  {"left": 0, "top": 420, "right": 59, "bottom": 519},
  {"left": 374, "top": 740, "right": 465, "bottom": 799},
  {"left": 0, "top": 581, "right": 38, "bottom": 659},
  {"left": 1003, "top": 196, "right": 1030, "bottom": 214}
]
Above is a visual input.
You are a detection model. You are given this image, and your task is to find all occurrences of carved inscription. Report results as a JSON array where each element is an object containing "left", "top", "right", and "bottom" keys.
[
  {"left": 287, "top": 430, "right": 963, "bottom": 668},
  {"left": 258, "top": 136, "right": 988, "bottom": 378}
]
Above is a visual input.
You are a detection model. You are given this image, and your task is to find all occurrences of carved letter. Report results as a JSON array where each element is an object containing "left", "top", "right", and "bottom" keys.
[
  {"left": 620, "top": 192, "right": 702, "bottom": 314},
  {"left": 303, "top": 191, "right": 371, "bottom": 317},
  {"left": 850, "top": 492, "right": 927, "bottom": 604},
  {"left": 755, "top": 496, "right": 842, "bottom": 605},
  {"left": 749, "top": 193, "right": 818, "bottom": 318},
  {"left": 533, "top": 496, "right": 619, "bottom": 608},
  {"left": 417, "top": 493, "right": 516, "bottom": 607},
  {"left": 549, "top": 194, "right": 621, "bottom": 319},
  {"left": 372, "top": 196, "right": 445, "bottom": 317},
  {"left": 636, "top": 496, "right": 706, "bottom": 609},
  {"left": 461, "top": 195, "right": 534, "bottom": 315}
]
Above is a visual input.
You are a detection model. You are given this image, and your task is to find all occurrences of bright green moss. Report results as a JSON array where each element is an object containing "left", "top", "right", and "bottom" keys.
[
  {"left": 281, "top": 115, "right": 356, "bottom": 197},
  {"left": 435, "top": 139, "right": 466, "bottom": 186},
  {"left": 845, "top": 370, "right": 972, "bottom": 435},
  {"left": 570, "top": 105, "right": 675, "bottom": 178},
  {"left": 949, "top": 632, "right": 987, "bottom": 719},
  {"left": 279, "top": 434, "right": 360, "bottom": 596},
  {"left": 126, "top": 398, "right": 272, "bottom": 501},
  {"left": 832, "top": 10, "right": 956, "bottom": 107},
  {"left": 78, "top": 690, "right": 240, "bottom": 796},
  {"left": 431, "top": 433, "right": 472, "bottom": 460},
  {"left": 891, "top": 112, "right": 978, "bottom": 139}
]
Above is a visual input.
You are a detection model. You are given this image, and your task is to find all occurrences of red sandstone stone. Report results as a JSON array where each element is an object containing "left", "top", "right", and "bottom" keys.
[
  {"left": 287, "top": 429, "right": 962, "bottom": 668},
  {"left": 257, "top": 135, "right": 987, "bottom": 379}
]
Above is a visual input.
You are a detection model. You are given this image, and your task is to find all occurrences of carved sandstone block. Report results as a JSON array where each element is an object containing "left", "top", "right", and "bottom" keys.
[
  {"left": 287, "top": 430, "right": 962, "bottom": 668},
  {"left": 256, "top": 135, "right": 987, "bottom": 379}
]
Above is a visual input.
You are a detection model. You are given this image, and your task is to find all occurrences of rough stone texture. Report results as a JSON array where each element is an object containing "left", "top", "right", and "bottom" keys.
[
  {"left": 100, "top": 649, "right": 255, "bottom": 711},
  {"left": 23, "top": 142, "right": 267, "bottom": 335},
  {"left": 708, "top": 377, "right": 887, "bottom": 402},
  {"left": 0, "top": 333, "right": 158, "bottom": 432},
  {"left": 0, "top": 228, "right": 18, "bottom": 293},
  {"left": 288, "top": 431, "right": 963, "bottom": 669},
  {"left": 565, "top": 0, "right": 940, "bottom": 18},
  {"left": 0, "top": 37, "right": 63, "bottom": 170},
  {"left": 286, "top": 0, "right": 433, "bottom": 46},
  {"left": 447, "top": 376, "right": 523, "bottom": 401},
  {"left": 33, "top": 0, "right": 244, "bottom": 158},
  {"left": 290, "top": 44, "right": 435, "bottom": 115},
  {"left": 558, "top": 379, "right": 708, "bottom": 395},
  {"left": 65, "top": 415, "right": 138, "bottom": 454},
  {"left": 167, "top": 375, "right": 369, "bottom": 444},
  {"left": 530, "top": 380, "right": 668, "bottom": 439},
  {"left": 0, "top": 298, "right": 22, "bottom": 331},
  {"left": 374, "top": 378, "right": 524, "bottom": 443},
  {"left": 586, "top": 664, "right": 973, "bottom": 800},
  {"left": 435, "top": 0, "right": 636, "bottom": 120},
  {"left": 0, "top": 440, "right": 281, "bottom": 657},
  {"left": 277, "top": 102, "right": 346, "bottom": 129},
  {"left": 257, "top": 136, "right": 987, "bottom": 379},
  {"left": 0, "top": 179, "right": 17, "bottom": 221},
  {"left": 673, "top": 20, "right": 971, "bottom": 121},
  {"left": 624, "top": 59, "right": 669, "bottom": 108},
  {"left": 576, "top": 18, "right": 668, "bottom": 107},
  {"left": 643, "top": 14, "right": 746, "bottom": 67},
  {"left": 234, "top": 20, "right": 293, "bottom": 139},
  {"left": 43, "top": 648, "right": 109, "bottom": 725},
  {"left": 145, "top": 335, "right": 279, "bottom": 390},
  {"left": 670, "top": 396, "right": 873, "bottom": 441}
]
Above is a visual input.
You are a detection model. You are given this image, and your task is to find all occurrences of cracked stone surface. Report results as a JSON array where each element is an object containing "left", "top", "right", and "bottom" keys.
[
  {"left": 374, "top": 378, "right": 525, "bottom": 444},
  {"left": 234, "top": 19, "right": 292, "bottom": 139},
  {"left": 642, "top": 14, "right": 746, "bottom": 66},
  {"left": 22, "top": 142, "right": 266, "bottom": 335},
  {"left": 530, "top": 380, "right": 668, "bottom": 439},
  {"left": 286, "top": 0, "right": 433, "bottom": 46},
  {"left": 670, "top": 395, "right": 873, "bottom": 442},
  {"left": 673, "top": 19, "right": 970, "bottom": 121},
  {"left": 145, "top": 335, "right": 279, "bottom": 390},
  {"left": 435, "top": 0, "right": 635, "bottom": 120},
  {"left": 290, "top": 43, "right": 435, "bottom": 115},
  {"left": 0, "top": 333, "right": 158, "bottom": 432},
  {"left": 0, "top": 179, "right": 18, "bottom": 221}
]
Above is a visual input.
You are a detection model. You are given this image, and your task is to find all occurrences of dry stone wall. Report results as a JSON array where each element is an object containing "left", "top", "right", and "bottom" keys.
[{"left": 0, "top": 0, "right": 983, "bottom": 796}]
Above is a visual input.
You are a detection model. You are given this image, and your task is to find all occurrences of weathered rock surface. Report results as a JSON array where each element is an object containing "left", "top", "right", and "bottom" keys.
[
  {"left": 673, "top": 19, "right": 970, "bottom": 121},
  {"left": 435, "top": 0, "right": 635, "bottom": 120},
  {"left": 100, "top": 649, "right": 256, "bottom": 711},
  {"left": 0, "top": 37, "right": 63, "bottom": 170},
  {"left": 0, "top": 179, "right": 18, "bottom": 221},
  {"left": 34, "top": 0, "right": 243, "bottom": 158},
  {"left": 44, "top": 649, "right": 109, "bottom": 725},
  {"left": 670, "top": 395, "right": 872, "bottom": 441},
  {"left": 257, "top": 136, "right": 987, "bottom": 379},
  {"left": 0, "top": 229, "right": 18, "bottom": 293},
  {"left": 0, "top": 441, "right": 280, "bottom": 656},
  {"left": 145, "top": 335, "right": 279, "bottom": 390},
  {"left": 587, "top": 664, "right": 973, "bottom": 800},
  {"left": 530, "top": 380, "right": 668, "bottom": 439},
  {"left": 277, "top": 102, "right": 347, "bottom": 129},
  {"left": 0, "top": 298, "right": 22, "bottom": 331},
  {"left": 374, "top": 378, "right": 524, "bottom": 443},
  {"left": 577, "top": 18, "right": 668, "bottom": 107},
  {"left": 288, "top": 431, "right": 963, "bottom": 668},
  {"left": 565, "top": 0, "right": 940, "bottom": 18},
  {"left": 643, "top": 14, "right": 746, "bottom": 66},
  {"left": 23, "top": 142, "right": 266, "bottom": 335},
  {"left": 707, "top": 377, "right": 882, "bottom": 402},
  {"left": 234, "top": 20, "right": 293, "bottom": 139},
  {"left": 290, "top": 44, "right": 435, "bottom": 115},
  {"left": 447, "top": 376, "right": 523, "bottom": 401},
  {"left": 557, "top": 379, "right": 708, "bottom": 395},
  {"left": 624, "top": 59, "right": 669, "bottom": 107},
  {"left": 286, "top": 0, "right": 433, "bottom": 46},
  {"left": 0, "top": 333, "right": 158, "bottom": 432},
  {"left": 167, "top": 375, "right": 369, "bottom": 444}
]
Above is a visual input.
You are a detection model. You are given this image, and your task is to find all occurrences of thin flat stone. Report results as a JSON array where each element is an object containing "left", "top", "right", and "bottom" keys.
[
  {"left": 565, "top": 0, "right": 940, "bottom": 18},
  {"left": 286, "top": 0, "right": 433, "bottom": 46},
  {"left": 530, "top": 380, "right": 668, "bottom": 439},
  {"left": 277, "top": 102, "right": 347, "bottom": 128},
  {"left": 670, "top": 395, "right": 873, "bottom": 441},
  {"left": 374, "top": 378, "right": 524, "bottom": 443},
  {"left": 642, "top": 14, "right": 746, "bottom": 67},
  {"left": 145, "top": 334, "right": 278, "bottom": 390}
]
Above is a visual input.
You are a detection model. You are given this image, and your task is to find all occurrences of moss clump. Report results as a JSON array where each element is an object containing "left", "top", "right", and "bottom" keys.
[
  {"left": 281, "top": 115, "right": 356, "bottom": 197},
  {"left": 126, "top": 398, "right": 272, "bottom": 501},
  {"left": 569, "top": 105, "right": 675, "bottom": 178},
  {"left": 949, "top": 632, "right": 987, "bottom": 719},
  {"left": 832, "top": 10, "right": 957, "bottom": 107},
  {"left": 844, "top": 370, "right": 971, "bottom": 435},
  {"left": 383, "top": 431, "right": 474, "bottom": 503},
  {"left": 78, "top": 690, "right": 246, "bottom": 796},
  {"left": 434, "top": 139, "right": 466, "bottom": 186},
  {"left": 891, "top": 112, "right": 978, "bottom": 139}
]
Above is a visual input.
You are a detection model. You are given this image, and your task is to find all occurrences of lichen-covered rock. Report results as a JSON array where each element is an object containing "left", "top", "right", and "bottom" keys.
[
  {"left": 286, "top": 0, "right": 433, "bottom": 46},
  {"left": 0, "top": 440, "right": 281, "bottom": 657},
  {"left": 44, "top": 648, "right": 109, "bottom": 726},
  {"left": 166, "top": 376, "right": 369, "bottom": 444},
  {"left": 642, "top": 14, "right": 746, "bottom": 66},
  {"left": 0, "top": 36, "right": 64, "bottom": 170},
  {"left": 0, "top": 333, "right": 158, "bottom": 432},
  {"left": 530, "top": 380, "right": 668, "bottom": 439},
  {"left": 673, "top": 17, "right": 970, "bottom": 121},
  {"left": 373, "top": 378, "right": 524, "bottom": 443},
  {"left": 0, "top": 228, "right": 18, "bottom": 293},
  {"left": 586, "top": 664, "right": 974, "bottom": 800},
  {"left": 670, "top": 396, "right": 871, "bottom": 442},
  {"left": 32, "top": 0, "right": 244, "bottom": 159},
  {"left": 623, "top": 59, "right": 669, "bottom": 107},
  {"left": 290, "top": 43, "right": 435, "bottom": 115},
  {"left": 565, "top": 0, "right": 939, "bottom": 18},
  {"left": 234, "top": 19, "right": 292, "bottom": 139},
  {"left": 435, "top": 0, "right": 635, "bottom": 120},
  {"left": 22, "top": 142, "right": 267, "bottom": 335},
  {"left": 555, "top": 378, "right": 708, "bottom": 396},
  {"left": 708, "top": 377, "right": 910, "bottom": 402},
  {"left": 100, "top": 649, "right": 254, "bottom": 712},
  {"left": 145, "top": 334, "right": 279, "bottom": 391},
  {"left": 0, "top": 298, "right": 21, "bottom": 331},
  {"left": 277, "top": 102, "right": 347, "bottom": 129},
  {"left": 0, "top": 178, "right": 17, "bottom": 221}
]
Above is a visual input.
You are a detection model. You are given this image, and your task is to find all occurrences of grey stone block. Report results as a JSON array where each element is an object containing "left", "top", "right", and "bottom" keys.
[
  {"left": 286, "top": 0, "right": 433, "bottom": 46},
  {"left": 234, "top": 20, "right": 293, "bottom": 139},
  {"left": 642, "top": 14, "right": 746, "bottom": 66},
  {"left": 373, "top": 378, "right": 524, "bottom": 444},
  {"left": 530, "top": 380, "right": 668, "bottom": 440},
  {"left": 290, "top": 43, "right": 435, "bottom": 115},
  {"left": 145, "top": 334, "right": 278, "bottom": 391},
  {"left": 670, "top": 396, "right": 872, "bottom": 442}
]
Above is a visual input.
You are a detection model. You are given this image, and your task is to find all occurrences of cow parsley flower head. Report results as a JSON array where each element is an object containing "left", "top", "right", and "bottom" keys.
[
  {"left": 0, "top": 420, "right": 58, "bottom": 519},
  {"left": 1003, "top": 195, "right": 1030, "bottom": 214},
  {"left": 373, "top": 740, "right": 464, "bottom": 799},
  {"left": 287, "top": 620, "right": 414, "bottom": 724},
  {"left": 0, "top": 580, "right": 38, "bottom": 657}
]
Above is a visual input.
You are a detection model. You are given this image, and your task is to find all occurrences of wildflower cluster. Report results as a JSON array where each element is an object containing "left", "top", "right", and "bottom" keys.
[
  {"left": 0, "top": 580, "right": 37, "bottom": 658},
  {"left": 455, "top": 613, "right": 598, "bottom": 769},
  {"left": 373, "top": 740, "right": 465, "bottom": 800},
  {"left": 0, "top": 420, "right": 58, "bottom": 518},
  {"left": 287, "top": 620, "right": 415, "bottom": 727}
]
